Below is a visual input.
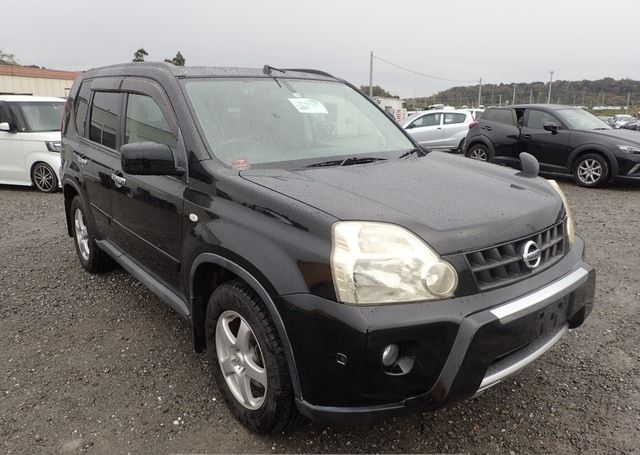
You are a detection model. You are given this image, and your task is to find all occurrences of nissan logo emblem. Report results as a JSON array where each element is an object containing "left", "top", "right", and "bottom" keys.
[{"left": 522, "top": 240, "right": 542, "bottom": 269}]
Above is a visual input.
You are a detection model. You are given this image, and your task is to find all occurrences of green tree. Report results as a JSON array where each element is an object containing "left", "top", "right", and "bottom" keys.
[
  {"left": 360, "top": 85, "right": 396, "bottom": 98},
  {"left": 164, "top": 51, "right": 186, "bottom": 66},
  {"left": 132, "top": 48, "right": 148, "bottom": 63},
  {"left": 0, "top": 49, "right": 17, "bottom": 65}
]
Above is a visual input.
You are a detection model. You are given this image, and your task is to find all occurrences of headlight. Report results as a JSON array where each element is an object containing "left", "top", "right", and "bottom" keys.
[
  {"left": 331, "top": 221, "right": 458, "bottom": 304},
  {"left": 548, "top": 180, "right": 576, "bottom": 245},
  {"left": 46, "top": 141, "right": 62, "bottom": 153},
  {"left": 617, "top": 144, "right": 640, "bottom": 154}
]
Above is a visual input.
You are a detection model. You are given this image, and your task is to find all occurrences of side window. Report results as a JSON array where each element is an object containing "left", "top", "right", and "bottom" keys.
[
  {"left": 124, "top": 94, "right": 177, "bottom": 150},
  {"left": 485, "top": 109, "right": 515, "bottom": 126},
  {"left": 411, "top": 113, "right": 441, "bottom": 128},
  {"left": 74, "top": 82, "right": 91, "bottom": 137},
  {"left": 527, "top": 110, "right": 560, "bottom": 130},
  {"left": 443, "top": 113, "right": 466, "bottom": 125},
  {"left": 89, "top": 92, "right": 121, "bottom": 150}
]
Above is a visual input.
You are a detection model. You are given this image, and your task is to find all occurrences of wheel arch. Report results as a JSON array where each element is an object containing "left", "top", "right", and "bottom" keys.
[
  {"left": 63, "top": 179, "right": 82, "bottom": 237},
  {"left": 189, "top": 253, "right": 302, "bottom": 399},
  {"left": 465, "top": 135, "right": 495, "bottom": 157},
  {"left": 568, "top": 145, "right": 618, "bottom": 179}
]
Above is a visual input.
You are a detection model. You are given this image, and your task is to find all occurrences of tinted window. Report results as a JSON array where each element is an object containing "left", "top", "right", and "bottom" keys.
[
  {"left": 411, "top": 113, "right": 441, "bottom": 128},
  {"left": 443, "top": 113, "right": 466, "bottom": 125},
  {"left": 124, "top": 94, "right": 177, "bottom": 150},
  {"left": 89, "top": 92, "right": 121, "bottom": 149},
  {"left": 75, "top": 82, "right": 91, "bottom": 137},
  {"left": 483, "top": 109, "right": 514, "bottom": 125},
  {"left": 527, "top": 110, "right": 560, "bottom": 130}
]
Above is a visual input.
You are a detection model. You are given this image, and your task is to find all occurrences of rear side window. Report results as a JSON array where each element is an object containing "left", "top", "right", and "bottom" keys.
[
  {"left": 443, "top": 113, "right": 466, "bottom": 124},
  {"left": 74, "top": 82, "right": 91, "bottom": 137},
  {"left": 89, "top": 92, "right": 121, "bottom": 150},
  {"left": 124, "top": 94, "right": 177, "bottom": 151},
  {"left": 483, "top": 109, "right": 515, "bottom": 125}
]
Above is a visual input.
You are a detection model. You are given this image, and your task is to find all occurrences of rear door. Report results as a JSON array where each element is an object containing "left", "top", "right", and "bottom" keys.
[
  {"left": 440, "top": 112, "right": 469, "bottom": 148},
  {"left": 0, "top": 102, "right": 28, "bottom": 183},
  {"left": 110, "top": 78, "right": 187, "bottom": 294},
  {"left": 480, "top": 108, "right": 521, "bottom": 166},
  {"left": 405, "top": 112, "right": 443, "bottom": 146},
  {"left": 79, "top": 80, "right": 124, "bottom": 238},
  {"left": 520, "top": 109, "right": 571, "bottom": 173}
]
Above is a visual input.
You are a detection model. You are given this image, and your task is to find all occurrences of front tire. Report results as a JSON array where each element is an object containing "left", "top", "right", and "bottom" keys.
[
  {"left": 31, "top": 162, "right": 58, "bottom": 193},
  {"left": 70, "top": 196, "right": 114, "bottom": 273},
  {"left": 573, "top": 153, "right": 609, "bottom": 187},
  {"left": 205, "top": 281, "right": 296, "bottom": 434}
]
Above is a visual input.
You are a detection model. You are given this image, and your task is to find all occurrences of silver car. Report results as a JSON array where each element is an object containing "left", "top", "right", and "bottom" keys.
[{"left": 402, "top": 109, "right": 474, "bottom": 151}]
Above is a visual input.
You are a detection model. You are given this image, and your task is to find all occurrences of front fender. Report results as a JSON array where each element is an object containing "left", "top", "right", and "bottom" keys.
[
  {"left": 567, "top": 144, "right": 619, "bottom": 177},
  {"left": 25, "top": 150, "right": 62, "bottom": 184}
]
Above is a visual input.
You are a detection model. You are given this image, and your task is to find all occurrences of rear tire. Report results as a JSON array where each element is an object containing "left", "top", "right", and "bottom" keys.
[
  {"left": 205, "top": 280, "right": 296, "bottom": 434},
  {"left": 70, "top": 196, "right": 115, "bottom": 273},
  {"left": 31, "top": 162, "right": 58, "bottom": 193},
  {"left": 572, "top": 153, "right": 609, "bottom": 187},
  {"left": 466, "top": 143, "right": 490, "bottom": 161}
]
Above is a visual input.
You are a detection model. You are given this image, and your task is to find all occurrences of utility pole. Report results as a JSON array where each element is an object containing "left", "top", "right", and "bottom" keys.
[
  {"left": 491, "top": 87, "right": 494, "bottom": 105},
  {"left": 581, "top": 91, "right": 585, "bottom": 107},
  {"left": 369, "top": 51, "right": 373, "bottom": 98},
  {"left": 498, "top": 94, "right": 503, "bottom": 106},
  {"left": 547, "top": 70, "right": 554, "bottom": 104},
  {"left": 529, "top": 89, "right": 533, "bottom": 104},
  {"left": 512, "top": 84, "right": 517, "bottom": 105},
  {"left": 477, "top": 78, "right": 482, "bottom": 107},
  {"left": 626, "top": 92, "right": 631, "bottom": 113}
]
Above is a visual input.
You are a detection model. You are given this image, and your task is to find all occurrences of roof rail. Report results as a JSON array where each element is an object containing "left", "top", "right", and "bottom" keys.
[{"left": 281, "top": 68, "right": 338, "bottom": 80}]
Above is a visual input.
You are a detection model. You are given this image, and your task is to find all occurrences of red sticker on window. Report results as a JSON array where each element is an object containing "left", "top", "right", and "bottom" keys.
[{"left": 232, "top": 158, "right": 250, "bottom": 170}]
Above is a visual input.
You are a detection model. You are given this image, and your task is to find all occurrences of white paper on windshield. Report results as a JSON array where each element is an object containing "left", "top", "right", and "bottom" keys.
[{"left": 288, "top": 98, "right": 328, "bottom": 114}]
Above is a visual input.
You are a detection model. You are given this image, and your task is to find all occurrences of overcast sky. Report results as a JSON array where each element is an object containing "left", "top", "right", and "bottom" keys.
[{"left": 3, "top": 0, "right": 638, "bottom": 98}]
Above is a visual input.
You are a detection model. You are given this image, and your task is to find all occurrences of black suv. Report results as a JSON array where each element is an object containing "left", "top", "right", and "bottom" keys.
[
  {"left": 61, "top": 63, "right": 595, "bottom": 434},
  {"left": 465, "top": 104, "right": 640, "bottom": 187}
]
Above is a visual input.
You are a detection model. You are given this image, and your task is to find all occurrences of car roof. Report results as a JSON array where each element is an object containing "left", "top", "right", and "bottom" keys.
[
  {"left": 82, "top": 61, "right": 338, "bottom": 82},
  {"left": 496, "top": 104, "right": 578, "bottom": 111},
  {"left": 0, "top": 95, "right": 65, "bottom": 102}
]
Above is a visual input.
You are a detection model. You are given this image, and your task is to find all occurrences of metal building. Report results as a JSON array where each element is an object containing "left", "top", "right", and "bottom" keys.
[{"left": 0, "top": 65, "right": 80, "bottom": 98}]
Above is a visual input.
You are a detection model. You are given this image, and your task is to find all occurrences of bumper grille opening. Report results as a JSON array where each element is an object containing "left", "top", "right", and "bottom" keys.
[{"left": 466, "top": 221, "right": 566, "bottom": 291}]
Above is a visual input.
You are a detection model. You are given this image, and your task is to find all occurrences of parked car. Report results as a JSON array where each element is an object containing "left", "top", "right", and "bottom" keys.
[
  {"left": 402, "top": 109, "right": 474, "bottom": 151},
  {"left": 611, "top": 114, "right": 635, "bottom": 129},
  {"left": 0, "top": 95, "right": 65, "bottom": 192},
  {"left": 621, "top": 120, "right": 639, "bottom": 131},
  {"left": 464, "top": 108, "right": 485, "bottom": 120},
  {"left": 465, "top": 104, "right": 640, "bottom": 187},
  {"left": 62, "top": 63, "right": 595, "bottom": 434}
]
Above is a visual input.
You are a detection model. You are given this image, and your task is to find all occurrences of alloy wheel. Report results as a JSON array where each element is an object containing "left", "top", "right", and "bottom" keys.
[
  {"left": 577, "top": 159, "right": 602, "bottom": 184},
  {"left": 74, "top": 208, "right": 90, "bottom": 261},
  {"left": 33, "top": 164, "right": 55, "bottom": 192},
  {"left": 216, "top": 310, "right": 268, "bottom": 410},
  {"left": 469, "top": 148, "right": 488, "bottom": 161}
]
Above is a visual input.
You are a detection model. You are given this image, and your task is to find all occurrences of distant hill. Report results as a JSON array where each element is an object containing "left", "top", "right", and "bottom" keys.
[{"left": 406, "top": 78, "right": 640, "bottom": 109}]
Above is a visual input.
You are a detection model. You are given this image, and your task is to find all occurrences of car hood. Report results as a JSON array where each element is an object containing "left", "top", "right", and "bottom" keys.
[
  {"left": 579, "top": 128, "right": 640, "bottom": 144},
  {"left": 241, "top": 152, "right": 563, "bottom": 254}
]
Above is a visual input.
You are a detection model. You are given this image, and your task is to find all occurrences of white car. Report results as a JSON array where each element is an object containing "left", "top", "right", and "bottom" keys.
[
  {"left": 0, "top": 95, "right": 65, "bottom": 192},
  {"left": 402, "top": 109, "right": 475, "bottom": 152}
]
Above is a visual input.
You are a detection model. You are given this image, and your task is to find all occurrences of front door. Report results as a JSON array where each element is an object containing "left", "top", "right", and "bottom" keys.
[
  {"left": 0, "top": 103, "right": 28, "bottom": 184},
  {"left": 406, "top": 112, "right": 443, "bottom": 146},
  {"left": 520, "top": 109, "right": 571, "bottom": 173},
  {"left": 110, "top": 83, "right": 186, "bottom": 294}
]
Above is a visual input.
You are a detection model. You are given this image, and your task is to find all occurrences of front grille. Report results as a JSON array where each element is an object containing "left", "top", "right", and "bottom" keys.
[{"left": 465, "top": 220, "right": 566, "bottom": 291}]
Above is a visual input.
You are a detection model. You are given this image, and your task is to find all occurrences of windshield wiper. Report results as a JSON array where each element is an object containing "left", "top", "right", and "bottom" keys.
[
  {"left": 398, "top": 147, "right": 428, "bottom": 159},
  {"left": 306, "top": 157, "right": 388, "bottom": 168}
]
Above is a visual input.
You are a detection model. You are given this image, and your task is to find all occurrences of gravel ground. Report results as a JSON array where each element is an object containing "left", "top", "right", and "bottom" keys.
[{"left": 0, "top": 181, "right": 638, "bottom": 455}]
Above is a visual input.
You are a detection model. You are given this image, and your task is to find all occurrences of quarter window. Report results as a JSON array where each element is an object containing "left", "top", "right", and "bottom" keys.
[
  {"left": 443, "top": 113, "right": 466, "bottom": 125},
  {"left": 89, "top": 92, "right": 121, "bottom": 149},
  {"left": 74, "top": 82, "right": 91, "bottom": 137},
  {"left": 124, "top": 94, "right": 177, "bottom": 150},
  {"left": 527, "top": 110, "right": 560, "bottom": 130}
]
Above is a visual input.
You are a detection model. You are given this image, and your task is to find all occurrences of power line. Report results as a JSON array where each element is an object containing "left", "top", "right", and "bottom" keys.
[{"left": 372, "top": 55, "right": 477, "bottom": 84}]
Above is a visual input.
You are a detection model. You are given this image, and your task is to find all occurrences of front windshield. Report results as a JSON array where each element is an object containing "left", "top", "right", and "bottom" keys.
[
  {"left": 557, "top": 109, "right": 611, "bottom": 130},
  {"left": 17, "top": 102, "right": 65, "bottom": 132},
  {"left": 184, "top": 78, "right": 413, "bottom": 168}
]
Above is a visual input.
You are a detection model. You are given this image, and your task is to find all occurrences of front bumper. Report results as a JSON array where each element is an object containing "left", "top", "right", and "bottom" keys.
[{"left": 279, "top": 238, "right": 595, "bottom": 424}]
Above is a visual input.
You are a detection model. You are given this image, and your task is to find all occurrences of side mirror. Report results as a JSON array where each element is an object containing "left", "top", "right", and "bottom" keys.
[
  {"left": 543, "top": 122, "right": 559, "bottom": 134},
  {"left": 121, "top": 142, "right": 184, "bottom": 176},
  {"left": 0, "top": 122, "right": 15, "bottom": 133}
]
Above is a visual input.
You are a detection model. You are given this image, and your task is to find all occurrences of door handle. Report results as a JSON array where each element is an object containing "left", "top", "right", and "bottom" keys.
[
  {"left": 111, "top": 173, "right": 126, "bottom": 188},
  {"left": 523, "top": 134, "right": 532, "bottom": 140},
  {"left": 437, "top": 127, "right": 442, "bottom": 130},
  {"left": 77, "top": 156, "right": 88, "bottom": 165}
]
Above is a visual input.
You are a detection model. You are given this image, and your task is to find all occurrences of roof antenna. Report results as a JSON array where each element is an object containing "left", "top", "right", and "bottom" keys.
[
  {"left": 263, "top": 65, "right": 285, "bottom": 76},
  {"left": 518, "top": 152, "right": 540, "bottom": 177}
]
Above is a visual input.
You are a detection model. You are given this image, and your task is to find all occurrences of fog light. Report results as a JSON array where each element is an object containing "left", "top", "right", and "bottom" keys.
[{"left": 382, "top": 344, "right": 400, "bottom": 367}]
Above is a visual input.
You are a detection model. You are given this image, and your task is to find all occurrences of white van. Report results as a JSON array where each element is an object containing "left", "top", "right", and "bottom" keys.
[{"left": 0, "top": 95, "right": 65, "bottom": 192}]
